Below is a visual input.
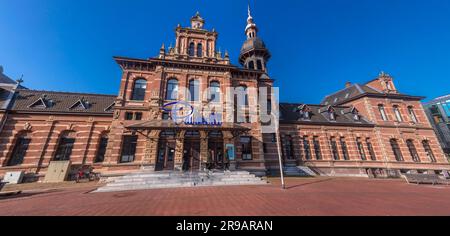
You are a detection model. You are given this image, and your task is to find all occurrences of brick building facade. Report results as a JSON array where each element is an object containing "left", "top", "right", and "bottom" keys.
[{"left": 0, "top": 10, "right": 448, "bottom": 180}]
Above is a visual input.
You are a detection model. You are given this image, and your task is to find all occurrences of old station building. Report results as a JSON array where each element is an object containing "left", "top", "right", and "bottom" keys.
[{"left": 0, "top": 10, "right": 448, "bottom": 181}]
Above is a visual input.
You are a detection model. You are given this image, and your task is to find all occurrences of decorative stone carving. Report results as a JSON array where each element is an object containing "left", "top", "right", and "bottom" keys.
[
  {"left": 23, "top": 122, "right": 32, "bottom": 131},
  {"left": 114, "top": 110, "right": 120, "bottom": 119}
]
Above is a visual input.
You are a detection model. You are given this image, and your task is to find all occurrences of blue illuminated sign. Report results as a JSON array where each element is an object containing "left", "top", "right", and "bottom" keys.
[{"left": 162, "top": 101, "right": 222, "bottom": 126}]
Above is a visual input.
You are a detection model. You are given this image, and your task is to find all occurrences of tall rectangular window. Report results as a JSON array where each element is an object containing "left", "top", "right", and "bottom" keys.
[
  {"left": 120, "top": 135, "right": 138, "bottom": 163},
  {"left": 408, "top": 106, "right": 418, "bottom": 123},
  {"left": 378, "top": 105, "right": 388, "bottom": 121},
  {"left": 7, "top": 137, "right": 31, "bottom": 166},
  {"left": 366, "top": 138, "right": 377, "bottom": 161},
  {"left": 313, "top": 136, "right": 322, "bottom": 160},
  {"left": 393, "top": 105, "right": 403, "bottom": 122},
  {"left": 406, "top": 139, "right": 420, "bottom": 162},
  {"left": 356, "top": 138, "right": 367, "bottom": 161},
  {"left": 54, "top": 137, "right": 75, "bottom": 161},
  {"left": 390, "top": 139, "right": 404, "bottom": 162},
  {"left": 330, "top": 137, "right": 340, "bottom": 160},
  {"left": 95, "top": 136, "right": 108, "bottom": 163},
  {"left": 422, "top": 140, "right": 437, "bottom": 162},
  {"left": 303, "top": 136, "right": 311, "bottom": 160},
  {"left": 240, "top": 136, "right": 253, "bottom": 160},
  {"left": 340, "top": 137, "right": 350, "bottom": 160},
  {"left": 283, "top": 135, "right": 295, "bottom": 160}
]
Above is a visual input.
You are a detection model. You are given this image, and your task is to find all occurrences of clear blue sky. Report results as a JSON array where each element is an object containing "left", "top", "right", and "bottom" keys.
[{"left": 1, "top": 0, "right": 450, "bottom": 103}]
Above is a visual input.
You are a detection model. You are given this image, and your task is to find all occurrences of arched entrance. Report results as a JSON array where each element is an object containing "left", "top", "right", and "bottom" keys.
[
  {"left": 208, "top": 131, "right": 224, "bottom": 169},
  {"left": 156, "top": 130, "right": 176, "bottom": 171},
  {"left": 183, "top": 130, "right": 201, "bottom": 171}
]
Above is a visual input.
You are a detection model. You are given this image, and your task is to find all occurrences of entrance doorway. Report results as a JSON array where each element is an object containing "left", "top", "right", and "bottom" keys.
[
  {"left": 183, "top": 131, "right": 201, "bottom": 171},
  {"left": 208, "top": 131, "right": 224, "bottom": 169},
  {"left": 156, "top": 131, "right": 176, "bottom": 171}
]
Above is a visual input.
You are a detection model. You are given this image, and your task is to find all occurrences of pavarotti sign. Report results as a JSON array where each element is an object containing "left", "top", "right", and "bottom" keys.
[{"left": 162, "top": 101, "right": 222, "bottom": 126}]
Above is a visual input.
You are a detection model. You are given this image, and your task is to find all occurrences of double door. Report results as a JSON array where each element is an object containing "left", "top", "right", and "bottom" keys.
[{"left": 156, "top": 139, "right": 175, "bottom": 171}]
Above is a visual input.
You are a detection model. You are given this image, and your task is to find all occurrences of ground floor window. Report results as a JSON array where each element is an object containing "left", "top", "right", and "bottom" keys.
[
  {"left": 356, "top": 138, "right": 367, "bottom": 161},
  {"left": 406, "top": 139, "right": 420, "bottom": 162},
  {"left": 120, "top": 135, "right": 138, "bottom": 163},
  {"left": 95, "top": 135, "right": 108, "bottom": 163},
  {"left": 313, "top": 136, "right": 322, "bottom": 160},
  {"left": 330, "top": 137, "right": 340, "bottom": 160},
  {"left": 54, "top": 132, "right": 76, "bottom": 161},
  {"left": 7, "top": 135, "right": 31, "bottom": 166},
  {"left": 303, "top": 136, "right": 311, "bottom": 160},
  {"left": 240, "top": 136, "right": 252, "bottom": 160},
  {"left": 340, "top": 137, "right": 350, "bottom": 160},
  {"left": 283, "top": 135, "right": 295, "bottom": 160},
  {"left": 422, "top": 140, "right": 436, "bottom": 162},
  {"left": 390, "top": 139, "right": 404, "bottom": 162},
  {"left": 366, "top": 138, "right": 377, "bottom": 161}
]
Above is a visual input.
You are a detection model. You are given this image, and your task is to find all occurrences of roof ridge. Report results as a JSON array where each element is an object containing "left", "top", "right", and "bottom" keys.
[{"left": 16, "top": 89, "right": 117, "bottom": 97}]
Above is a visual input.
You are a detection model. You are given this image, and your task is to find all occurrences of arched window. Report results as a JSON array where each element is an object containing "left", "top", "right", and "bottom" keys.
[
  {"left": 189, "top": 79, "right": 200, "bottom": 101},
  {"left": 95, "top": 133, "right": 109, "bottom": 163},
  {"left": 54, "top": 131, "right": 76, "bottom": 161},
  {"left": 390, "top": 139, "right": 404, "bottom": 162},
  {"left": 393, "top": 105, "right": 403, "bottom": 122},
  {"left": 188, "top": 42, "right": 195, "bottom": 56},
  {"left": 131, "top": 79, "right": 147, "bottom": 101},
  {"left": 378, "top": 105, "right": 388, "bottom": 121},
  {"left": 406, "top": 139, "right": 420, "bottom": 162},
  {"left": 256, "top": 60, "right": 263, "bottom": 70},
  {"left": 197, "top": 43, "right": 203, "bottom": 57},
  {"left": 166, "top": 79, "right": 178, "bottom": 100},
  {"left": 7, "top": 132, "right": 31, "bottom": 166},
  {"left": 209, "top": 81, "right": 220, "bottom": 103},
  {"left": 248, "top": 61, "right": 255, "bottom": 70}
]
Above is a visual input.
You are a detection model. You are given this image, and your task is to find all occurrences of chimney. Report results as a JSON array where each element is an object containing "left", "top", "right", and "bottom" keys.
[{"left": 345, "top": 81, "right": 352, "bottom": 88}]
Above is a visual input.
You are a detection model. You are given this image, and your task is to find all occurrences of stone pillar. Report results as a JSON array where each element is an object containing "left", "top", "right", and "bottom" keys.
[
  {"left": 174, "top": 130, "right": 186, "bottom": 171},
  {"left": 142, "top": 130, "right": 160, "bottom": 168},
  {"left": 200, "top": 131, "right": 208, "bottom": 171},
  {"left": 223, "top": 131, "right": 236, "bottom": 171}
]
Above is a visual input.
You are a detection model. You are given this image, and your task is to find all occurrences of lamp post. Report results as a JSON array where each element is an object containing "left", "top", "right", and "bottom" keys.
[{"left": 275, "top": 126, "right": 286, "bottom": 190}]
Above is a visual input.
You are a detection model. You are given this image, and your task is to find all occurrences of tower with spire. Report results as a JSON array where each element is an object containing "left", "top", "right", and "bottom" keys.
[{"left": 239, "top": 5, "right": 271, "bottom": 72}]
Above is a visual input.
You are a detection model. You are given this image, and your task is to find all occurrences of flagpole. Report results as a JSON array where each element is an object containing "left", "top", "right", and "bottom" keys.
[{"left": 272, "top": 102, "right": 285, "bottom": 190}]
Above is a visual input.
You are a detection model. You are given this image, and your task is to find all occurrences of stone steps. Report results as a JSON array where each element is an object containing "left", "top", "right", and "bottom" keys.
[{"left": 95, "top": 170, "right": 268, "bottom": 193}]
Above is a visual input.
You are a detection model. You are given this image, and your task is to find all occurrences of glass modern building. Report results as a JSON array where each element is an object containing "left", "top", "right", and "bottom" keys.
[{"left": 424, "top": 95, "right": 450, "bottom": 156}]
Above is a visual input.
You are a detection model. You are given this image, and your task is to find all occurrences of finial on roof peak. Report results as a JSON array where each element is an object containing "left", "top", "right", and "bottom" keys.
[{"left": 379, "top": 71, "right": 391, "bottom": 77}]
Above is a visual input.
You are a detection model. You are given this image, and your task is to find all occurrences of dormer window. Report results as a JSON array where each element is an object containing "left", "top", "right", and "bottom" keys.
[
  {"left": 327, "top": 106, "right": 336, "bottom": 121},
  {"left": 69, "top": 98, "right": 90, "bottom": 110},
  {"left": 329, "top": 112, "right": 335, "bottom": 120},
  {"left": 333, "top": 97, "right": 338, "bottom": 103},
  {"left": 297, "top": 105, "right": 311, "bottom": 120},
  {"left": 351, "top": 107, "right": 360, "bottom": 121},
  {"left": 29, "top": 95, "right": 53, "bottom": 109}
]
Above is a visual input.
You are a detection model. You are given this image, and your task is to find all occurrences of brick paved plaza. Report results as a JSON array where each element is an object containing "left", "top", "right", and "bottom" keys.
[{"left": 1, "top": 177, "right": 450, "bottom": 216}]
